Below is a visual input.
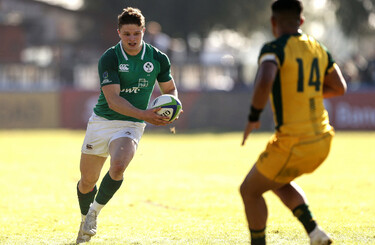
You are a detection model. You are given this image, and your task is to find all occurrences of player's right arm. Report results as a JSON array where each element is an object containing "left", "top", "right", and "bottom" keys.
[
  {"left": 323, "top": 63, "right": 347, "bottom": 98},
  {"left": 102, "top": 84, "right": 169, "bottom": 125}
]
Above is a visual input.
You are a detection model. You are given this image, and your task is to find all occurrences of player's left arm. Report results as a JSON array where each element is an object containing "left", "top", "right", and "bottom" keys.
[
  {"left": 242, "top": 61, "right": 278, "bottom": 146},
  {"left": 155, "top": 49, "right": 179, "bottom": 98},
  {"left": 158, "top": 79, "right": 183, "bottom": 120},
  {"left": 158, "top": 79, "right": 178, "bottom": 97}
]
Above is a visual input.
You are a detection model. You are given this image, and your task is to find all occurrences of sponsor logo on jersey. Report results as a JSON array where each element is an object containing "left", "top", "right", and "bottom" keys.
[
  {"left": 101, "top": 79, "right": 111, "bottom": 85},
  {"left": 121, "top": 87, "right": 141, "bottom": 93},
  {"left": 138, "top": 78, "right": 148, "bottom": 88},
  {"left": 143, "top": 62, "right": 154, "bottom": 73},
  {"left": 101, "top": 71, "right": 111, "bottom": 84},
  {"left": 120, "top": 79, "right": 149, "bottom": 94},
  {"left": 119, "top": 64, "right": 129, "bottom": 72}
]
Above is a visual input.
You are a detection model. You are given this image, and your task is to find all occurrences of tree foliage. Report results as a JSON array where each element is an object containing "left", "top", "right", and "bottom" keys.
[
  {"left": 332, "top": 0, "right": 375, "bottom": 35},
  {"left": 82, "top": 0, "right": 271, "bottom": 38},
  {"left": 81, "top": 0, "right": 375, "bottom": 42}
]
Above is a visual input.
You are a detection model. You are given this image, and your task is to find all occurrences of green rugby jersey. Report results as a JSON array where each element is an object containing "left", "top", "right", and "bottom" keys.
[{"left": 93, "top": 41, "right": 173, "bottom": 122}]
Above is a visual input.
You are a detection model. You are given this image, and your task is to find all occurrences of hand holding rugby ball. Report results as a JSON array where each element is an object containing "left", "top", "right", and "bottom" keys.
[{"left": 149, "top": 94, "right": 182, "bottom": 122}]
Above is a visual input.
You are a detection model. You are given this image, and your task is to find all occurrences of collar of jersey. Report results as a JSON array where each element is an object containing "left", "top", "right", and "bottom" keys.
[{"left": 119, "top": 41, "right": 146, "bottom": 61}]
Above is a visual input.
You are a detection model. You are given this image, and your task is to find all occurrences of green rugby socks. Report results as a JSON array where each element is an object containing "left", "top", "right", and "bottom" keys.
[
  {"left": 77, "top": 172, "right": 123, "bottom": 218},
  {"left": 293, "top": 204, "right": 317, "bottom": 234},
  {"left": 250, "top": 227, "right": 266, "bottom": 245},
  {"left": 95, "top": 171, "right": 123, "bottom": 205},
  {"left": 77, "top": 183, "right": 97, "bottom": 215}
]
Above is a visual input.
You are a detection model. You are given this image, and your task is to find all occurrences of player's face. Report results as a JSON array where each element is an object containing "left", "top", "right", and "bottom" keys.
[{"left": 118, "top": 24, "right": 145, "bottom": 55}]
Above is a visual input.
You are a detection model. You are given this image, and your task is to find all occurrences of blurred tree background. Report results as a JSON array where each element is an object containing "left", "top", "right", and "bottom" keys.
[
  {"left": 1, "top": 0, "right": 375, "bottom": 90},
  {"left": 80, "top": 0, "right": 375, "bottom": 66},
  {"left": 78, "top": 0, "right": 375, "bottom": 83},
  {"left": 333, "top": 0, "right": 375, "bottom": 35},
  {"left": 81, "top": 0, "right": 375, "bottom": 38},
  {"left": 82, "top": 0, "right": 270, "bottom": 38},
  {"left": 1, "top": 0, "right": 374, "bottom": 130}
]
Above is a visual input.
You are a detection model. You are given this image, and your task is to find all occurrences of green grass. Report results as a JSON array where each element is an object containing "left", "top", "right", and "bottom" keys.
[{"left": 0, "top": 130, "right": 374, "bottom": 244}]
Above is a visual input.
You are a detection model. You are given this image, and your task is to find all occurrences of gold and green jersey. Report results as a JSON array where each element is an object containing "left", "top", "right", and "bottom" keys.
[
  {"left": 93, "top": 41, "right": 173, "bottom": 122},
  {"left": 258, "top": 32, "right": 335, "bottom": 136}
]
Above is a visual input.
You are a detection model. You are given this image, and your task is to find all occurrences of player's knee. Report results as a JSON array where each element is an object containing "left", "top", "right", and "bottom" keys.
[
  {"left": 239, "top": 181, "right": 250, "bottom": 199},
  {"left": 111, "top": 165, "right": 126, "bottom": 175},
  {"left": 80, "top": 177, "right": 98, "bottom": 191},
  {"left": 110, "top": 159, "right": 129, "bottom": 175},
  {"left": 240, "top": 180, "right": 261, "bottom": 200}
]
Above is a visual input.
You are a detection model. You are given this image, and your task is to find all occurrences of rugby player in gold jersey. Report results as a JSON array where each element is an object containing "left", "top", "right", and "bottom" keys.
[{"left": 240, "top": 0, "right": 347, "bottom": 244}]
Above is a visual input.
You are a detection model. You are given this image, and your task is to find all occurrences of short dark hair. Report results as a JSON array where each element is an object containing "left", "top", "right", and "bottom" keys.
[
  {"left": 271, "top": 0, "right": 303, "bottom": 17},
  {"left": 118, "top": 7, "right": 145, "bottom": 29}
]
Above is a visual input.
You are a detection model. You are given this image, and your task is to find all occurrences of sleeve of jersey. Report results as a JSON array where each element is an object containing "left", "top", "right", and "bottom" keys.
[
  {"left": 156, "top": 52, "right": 173, "bottom": 83},
  {"left": 98, "top": 49, "right": 120, "bottom": 87},
  {"left": 323, "top": 47, "right": 336, "bottom": 75},
  {"left": 258, "top": 43, "right": 281, "bottom": 67}
]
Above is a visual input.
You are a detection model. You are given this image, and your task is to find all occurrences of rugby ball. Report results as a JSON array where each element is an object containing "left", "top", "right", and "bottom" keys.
[{"left": 149, "top": 94, "right": 182, "bottom": 122}]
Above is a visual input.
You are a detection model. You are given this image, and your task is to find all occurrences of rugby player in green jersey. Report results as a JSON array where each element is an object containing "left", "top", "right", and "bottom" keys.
[
  {"left": 75, "top": 7, "right": 180, "bottom": 243},
  {"left": 240, "top": 0, "right": 347, "bottom": 244}
]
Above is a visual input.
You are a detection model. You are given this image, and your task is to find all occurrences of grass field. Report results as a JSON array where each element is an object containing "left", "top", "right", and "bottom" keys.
[{"left": 0, "top": 130, "right": 374, "bottom": 245}]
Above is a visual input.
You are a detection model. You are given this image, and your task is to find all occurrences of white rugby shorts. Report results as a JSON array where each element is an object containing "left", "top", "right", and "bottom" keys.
[{"left": 81, "top": 113, "right": 146, "bottom": 157}]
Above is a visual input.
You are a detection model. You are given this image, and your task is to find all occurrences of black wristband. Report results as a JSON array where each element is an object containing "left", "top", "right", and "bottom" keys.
[{"left": 248, "top": 106, "right": 263, "bottom": 122}]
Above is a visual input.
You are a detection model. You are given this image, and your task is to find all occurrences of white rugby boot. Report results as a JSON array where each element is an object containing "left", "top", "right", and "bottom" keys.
[
  {"left": 309, "top": 225, "right": 333, "bottom": 245},
  {"left": 76, "top": 221, "right": 91, "bottom": 244},
  {"left": 83, "top": 208, "right": 98, "bottom": 237}
]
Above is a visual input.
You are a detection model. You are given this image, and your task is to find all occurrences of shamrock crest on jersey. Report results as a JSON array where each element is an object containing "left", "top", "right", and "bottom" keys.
[{"left": 143, "top": 62, "right": 154, "bottom": 73}]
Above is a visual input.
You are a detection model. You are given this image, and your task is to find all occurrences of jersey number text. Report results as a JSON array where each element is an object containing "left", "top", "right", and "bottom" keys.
[{"left": 296, "top": 58, "right": 321, "bottom": 92}]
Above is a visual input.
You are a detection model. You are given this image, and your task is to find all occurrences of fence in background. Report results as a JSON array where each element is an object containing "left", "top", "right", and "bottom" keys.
[
  {"left": 0, "top": 62, "right": 246, "bottom": 92},
  {"left": 0, "top": 90, "right": 374, "bottom": 131}
]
